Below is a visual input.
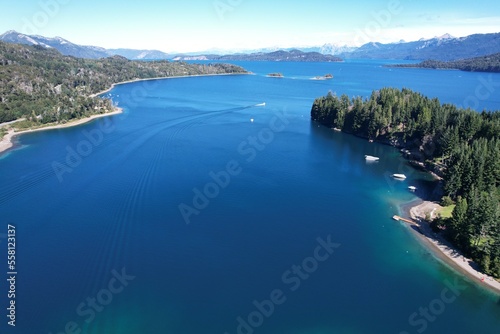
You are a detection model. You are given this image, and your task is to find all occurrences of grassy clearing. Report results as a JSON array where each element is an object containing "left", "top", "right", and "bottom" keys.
[{"left": 439, "top": 205, "right": 455, "bottom": 219}]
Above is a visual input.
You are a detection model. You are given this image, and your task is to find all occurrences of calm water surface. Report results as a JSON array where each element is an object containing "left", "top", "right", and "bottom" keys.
[{"left": 1, "top": 60, "right": 499, "bottom": 333}]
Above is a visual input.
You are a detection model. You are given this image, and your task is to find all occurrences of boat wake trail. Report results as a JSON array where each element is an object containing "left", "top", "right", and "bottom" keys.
[
  {"left": 0, "top": 103, "right": 262, "bottom": 206},
  {"left": 92, "top": 102, "right": 265, "bottom": 265}
]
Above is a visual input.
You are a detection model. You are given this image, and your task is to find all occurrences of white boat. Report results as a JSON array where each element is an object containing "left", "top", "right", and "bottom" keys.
[
  {"left": 392, "top": 174, "right": 407, "bottom": 180},
  {"left": 256, "top": 102, "right": 266, "bottom": 107},
  {"left": 365, "top": 155, "right": 379, "bottom": 161},
  {"left": 408, "top": 186, "right": 417, "bottom": 191}
]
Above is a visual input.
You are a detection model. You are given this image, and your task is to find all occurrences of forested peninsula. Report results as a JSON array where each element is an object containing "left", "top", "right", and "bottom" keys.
[
  {"left": 311, "top": 88, "right": 500, "bottom": 277},
  {"left": 390, "top": 52, "right": 500, "bottom": 73},
  {"left": 0, "top": 41, "right": 247, "bottom": 131}
]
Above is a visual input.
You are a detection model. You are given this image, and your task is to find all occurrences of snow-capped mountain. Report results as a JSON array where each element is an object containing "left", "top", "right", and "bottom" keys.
[
  {"left": 229, "top": 44, "right": 356, "bottom": 55},
  {"left": 2, "top": 30, "right": 500, "bottom": 61},
  {"left": 318, "top": 43, "right": 358, "bottom": 55},
  {"left": 173, "top": 49, "right": 343, "bottom": 62},
  {"left": 0, "top": 30, "right": 109, "bottom": 58},
  {"left": 0, "top": 30, "right": 52, "bottom": 48},
  {"left": 0, "top": 31, "right": 170, "bottom": 60},
  {"left": 106, "top": 49, "right": 171, "bottom": 60},
  {"left": 436, "top": 33, "right": 455, "bottom": 40},
  {"left": 339, "top": 32, "right": 500, "bottom": 61}
]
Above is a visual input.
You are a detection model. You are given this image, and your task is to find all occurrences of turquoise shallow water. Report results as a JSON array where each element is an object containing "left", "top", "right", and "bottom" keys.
[{"left": 1, "top": 60, "right": 499, "bottom": 333}]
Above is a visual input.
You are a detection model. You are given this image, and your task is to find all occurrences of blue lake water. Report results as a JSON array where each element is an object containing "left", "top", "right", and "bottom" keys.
[{"left": 1, "top": 60, "right": 500, "bottom": 333}]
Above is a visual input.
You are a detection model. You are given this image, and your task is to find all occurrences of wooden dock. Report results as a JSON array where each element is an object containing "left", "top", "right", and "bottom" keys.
[{"left": 392, "top": 215, "right": 419, "bottom": 226}]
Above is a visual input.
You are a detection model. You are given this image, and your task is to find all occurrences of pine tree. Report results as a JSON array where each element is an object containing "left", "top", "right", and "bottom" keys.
[{"left": 448, "top": 196, "right": 468, "bottom": 249}]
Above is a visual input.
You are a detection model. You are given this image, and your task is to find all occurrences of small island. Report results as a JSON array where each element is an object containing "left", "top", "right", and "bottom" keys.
[
  {"left": 267, "top": 73, "right": 284, "bottom": 78},
  {"left": 312, "top": 74, "right": 334, "bottom": 80}
]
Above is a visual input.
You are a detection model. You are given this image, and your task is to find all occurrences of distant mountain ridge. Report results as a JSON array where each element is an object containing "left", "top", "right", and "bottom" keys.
[
  {"left": 106, "top": 48, "right": 171, "bottom": 60},
  {"left": 0, "top": 31, "right": 170, "bottom": 60},
  {"left": 0, "top": 30, "right": 109, "bottom": 59},
  {"left": 339, "top": 32, "right": 500, "bottom": 61},
  {"left": 174, "top": 33, "right": 500, "bottom": 61},
  {"left": 1, "top": 30, "right": 500, "bottom": 61},
  {"left": 0, "top": 31, "right": 341, "bottom": 62},
  {"left": 173, "top": 50, "right": 343, "bottom": 62},
  {"left": 229, "top": 44, "right": 357, "bottom": 55}
]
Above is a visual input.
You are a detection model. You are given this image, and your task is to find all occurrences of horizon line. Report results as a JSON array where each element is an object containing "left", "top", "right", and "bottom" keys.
[{"left": 1, "top": 29, "right": 500, "bottom": 55}]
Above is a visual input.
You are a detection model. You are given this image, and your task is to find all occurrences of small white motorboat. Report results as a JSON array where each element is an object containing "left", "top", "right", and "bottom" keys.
[
  {"left": 365, "top": 155, "right": 380, "bottom": 161},
  {"left": 392, "top": 174, "right": 407, "bottom": 180}
]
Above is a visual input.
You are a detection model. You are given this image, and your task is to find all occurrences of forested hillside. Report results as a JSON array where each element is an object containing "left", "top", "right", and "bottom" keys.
[
  {"left": 391, "top": 52, "right": 500, "bottom": 72},
  {"left": 0, "top": 41, "right": 246, "bottom": 125},
  {"left": 311, "top": 88, "right": 500, "bottom": 277}
]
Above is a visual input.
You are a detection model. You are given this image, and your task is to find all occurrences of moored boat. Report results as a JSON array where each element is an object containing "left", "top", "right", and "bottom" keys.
[{"left": 365, "top": 155, "right": 380, "bottom": 161}]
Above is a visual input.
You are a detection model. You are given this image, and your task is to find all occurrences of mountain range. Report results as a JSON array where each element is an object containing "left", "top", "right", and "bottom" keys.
[
  {"left": 173, "top": 50, "right": 343, "bottom": 62},
  {"left": 338, "top": 33, "right": 500, "bottom": 61},
  {"left": 1, "top": 30, "right": 500, "bottom": 62},
  {"left": 0, "top": 30, "right": 171, "bottom": 60}
]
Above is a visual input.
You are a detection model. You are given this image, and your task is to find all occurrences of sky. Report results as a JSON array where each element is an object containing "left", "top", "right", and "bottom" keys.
[{"left": 1, "top": 0, "right": 499, "bottom": 53}]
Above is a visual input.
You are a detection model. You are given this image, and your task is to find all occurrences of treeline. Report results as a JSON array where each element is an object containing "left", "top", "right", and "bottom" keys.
[
  {"left": 0, "top": 41, "right": 247, "bottom": 125},
  {"left": 441, "top": 137, "right": 500, "bottom": 276},
  {"left": 391, "top": 52, "right": 500, "bottom": 72},
  {"left": 311, "top": 88, "right": 500, "bottom": 277}
]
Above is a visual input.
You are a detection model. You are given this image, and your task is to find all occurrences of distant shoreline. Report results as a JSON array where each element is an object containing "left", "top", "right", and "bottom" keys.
[
  {"left": 1, "top": 72, "right": 248, "bottom": 155},
  {"left": 401, "top": 200, "right": 500, "bottom": 295},
  {"left": 90, "top": 72, "right": 250, "bottom": 97}
]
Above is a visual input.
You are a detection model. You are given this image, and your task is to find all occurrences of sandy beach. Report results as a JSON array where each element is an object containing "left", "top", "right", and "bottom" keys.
[
  {"left": 0, "top": 107, "right": 123, "bottom": 155},
  {"left": 407, "top": 201, "right": 500, "bottom": 294}
]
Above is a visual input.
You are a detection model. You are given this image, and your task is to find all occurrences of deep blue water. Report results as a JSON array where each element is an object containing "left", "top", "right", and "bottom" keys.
[{"left": 1, "top": 60, "right": 500, "bottom": 334}]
